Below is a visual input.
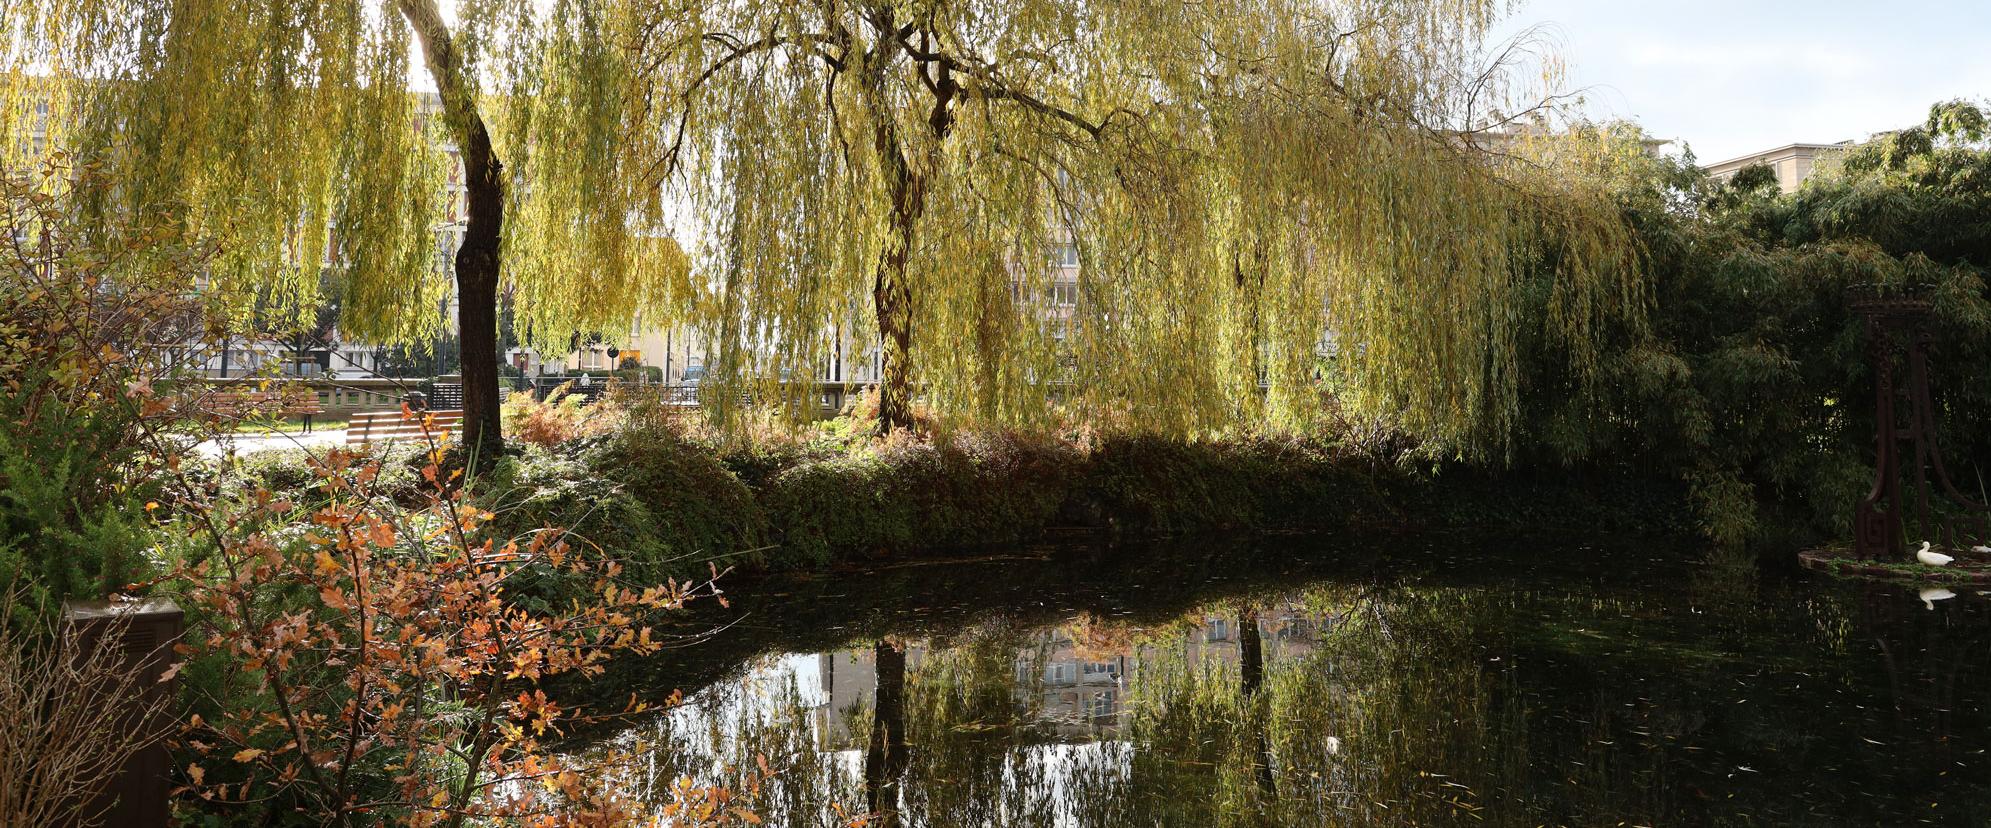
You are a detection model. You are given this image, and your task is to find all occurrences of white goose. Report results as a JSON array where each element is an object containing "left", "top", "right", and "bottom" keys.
[{"left": 1916, "top": 541, "right": 1954, "bottom": 567}]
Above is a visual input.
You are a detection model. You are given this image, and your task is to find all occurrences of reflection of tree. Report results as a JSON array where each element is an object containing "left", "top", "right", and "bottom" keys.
[
  {"left": 865, "top": 640, "right": 910, "bottom": 826},
  {"left": 1861, "top": 583, "right": 1989, "bottom": 760},
  {"left": 1237, "top": 606, "right": 1277, "bottom": 810},
  {"left": 594, "top": 551, "right": 1991, "bottom": 827},
  {"left": 903, "top": 626, "right": 1062, "bottom": 826}
]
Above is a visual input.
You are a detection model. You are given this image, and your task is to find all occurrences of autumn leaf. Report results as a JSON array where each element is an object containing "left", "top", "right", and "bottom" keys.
[
  {"left": 320, "top": 585, "right": 350, "bottom": 610},
  {"left": 234, "top": 748, "right": 264, "bottom": 762}
]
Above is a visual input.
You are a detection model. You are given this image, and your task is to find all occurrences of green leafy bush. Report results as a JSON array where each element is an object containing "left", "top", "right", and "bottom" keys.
[
  {"left": 1508, "top": 104, "right": 1991, "bottom": 546},
  {"left": 582, "top": 421, "right": 771, "bottom": 573},
  {"left": 0, "top": 166, "right": 210, "bottom": 619},
  {"left": 755, "top": 430, "right": 1076, "bottom": 565}
]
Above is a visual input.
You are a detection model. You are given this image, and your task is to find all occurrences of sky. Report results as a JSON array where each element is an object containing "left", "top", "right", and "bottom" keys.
[{"left": 1492, "top": 0, "right": 1991, "bottom": 163}]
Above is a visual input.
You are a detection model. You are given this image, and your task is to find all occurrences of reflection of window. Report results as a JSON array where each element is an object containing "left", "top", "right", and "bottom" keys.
[
  {"left": 1083, "top": 661, "right": 1116, "bottom": 676},
  {"left": 1045, "top": 663, "right": 1075, "bottom": 684},
  {"left": 1206, "top": 619, "right": 1229, "bottom": 642},
  {"left": 1086, "top": 691, "right": 1115, "bottom": 718}
]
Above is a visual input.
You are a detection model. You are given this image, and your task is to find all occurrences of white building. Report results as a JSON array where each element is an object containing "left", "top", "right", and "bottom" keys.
[{"left": 1703, "top": 141, "right": 1854, "bottom": 193}]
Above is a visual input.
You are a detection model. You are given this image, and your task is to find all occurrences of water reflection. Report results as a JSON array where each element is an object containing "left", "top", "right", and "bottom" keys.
[{"left": 592, "top": 535, "right": 1991, "bottom": 826}]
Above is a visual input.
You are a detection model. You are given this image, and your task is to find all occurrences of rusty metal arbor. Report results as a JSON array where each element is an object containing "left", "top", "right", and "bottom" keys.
[{"left": 1851, "top": 293, "right": 1991, "bottom": 560}]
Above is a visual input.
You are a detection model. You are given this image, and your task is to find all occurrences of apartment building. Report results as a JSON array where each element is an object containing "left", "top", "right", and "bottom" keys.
[{"left": 1703, "top": 141, "right": 1853, "bottom": 193}]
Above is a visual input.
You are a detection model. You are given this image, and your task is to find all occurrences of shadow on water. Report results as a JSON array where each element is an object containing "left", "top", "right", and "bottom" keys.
[{"left": 576, "top": 532, "right": 1991, "bottom": 826}]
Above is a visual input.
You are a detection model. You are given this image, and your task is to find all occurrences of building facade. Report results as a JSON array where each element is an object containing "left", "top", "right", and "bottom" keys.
[{"left": 1703, "top": 141, "right": 1852, "bottom": 193}]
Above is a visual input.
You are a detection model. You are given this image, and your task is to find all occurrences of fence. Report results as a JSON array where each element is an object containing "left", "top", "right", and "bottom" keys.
[{"left": 196, "top": 376, "right": 867, "bottom": 422}]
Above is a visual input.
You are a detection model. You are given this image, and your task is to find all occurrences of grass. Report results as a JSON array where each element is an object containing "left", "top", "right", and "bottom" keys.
[{"left": 228, "top": 415, "right": 350, "bottom": 435}]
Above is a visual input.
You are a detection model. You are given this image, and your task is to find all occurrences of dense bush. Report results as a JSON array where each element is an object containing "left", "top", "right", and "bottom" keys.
[
  {"left": 480, "top": 421, "right": 769, "bottom": 586},
  {"left": 1067, "top": 433, "right": 1387, "bottom": 533},
  {"left": 755, "top": 429, "right": 1075, "bottom": 565},
  {"left": 1508, "top": 104, "right": 1991, "bottom": 546},
  {"left": 582, "top": 421, "right": 771, "bottom": 572},
  {"left": 0, "top": 167, "right": 210, "bottom": 619}
]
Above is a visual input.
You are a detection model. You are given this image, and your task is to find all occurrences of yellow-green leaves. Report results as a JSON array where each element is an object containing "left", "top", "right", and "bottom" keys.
[{"left": 624, "top": 0, "right": 1645, "bottom": 452}]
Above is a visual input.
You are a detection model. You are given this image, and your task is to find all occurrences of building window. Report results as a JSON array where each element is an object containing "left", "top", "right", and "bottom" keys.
[{"left": 1050, "top": 242, "right": 1080, "bottom": 269}]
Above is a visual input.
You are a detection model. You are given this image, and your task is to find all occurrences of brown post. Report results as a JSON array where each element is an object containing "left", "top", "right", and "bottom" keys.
[
  {"left": 1851, "top": 293, "right": 1991, "bottom": 559},
  {"left": 61, "top": 598, "right": 183, "bottom": 828}
]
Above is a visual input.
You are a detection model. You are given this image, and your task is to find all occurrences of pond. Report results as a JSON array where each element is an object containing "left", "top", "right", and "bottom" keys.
[{"left": 576, "top": 532, "right": 1991, "bottom": 826}]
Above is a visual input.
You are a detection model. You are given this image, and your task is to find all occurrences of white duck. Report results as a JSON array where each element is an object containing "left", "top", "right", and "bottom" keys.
[
  {"left": 1921, "top": 587, "right": 1957, "bottom": 610},
  {"left": 1916, "top": 541, "right": 1954, "bottom": 567},
  {"left": 1973, "top": 543, "right": 1991, "bottom": 555}
]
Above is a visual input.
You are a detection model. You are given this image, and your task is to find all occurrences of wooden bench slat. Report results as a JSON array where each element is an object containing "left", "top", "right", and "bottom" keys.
[{"left": 346, "top": 409, "right": 464, "bottom": 445}]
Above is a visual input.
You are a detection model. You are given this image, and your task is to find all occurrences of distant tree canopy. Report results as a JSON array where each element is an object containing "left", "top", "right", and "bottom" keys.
[
  {"left": 6, "top": 0, "right": 1648, "bottom": 453},
  {"left": 1516, "top": 99, "right": 1991, "bottom": 544}
]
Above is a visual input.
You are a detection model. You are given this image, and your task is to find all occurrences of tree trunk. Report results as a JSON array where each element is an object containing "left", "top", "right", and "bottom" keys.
[
  {"left": 867, "top": 104, "right": 919, "bottom": 436},
  {"left": 873, "top": 221, "right": 916, "bottom": 436},
  {"left": 398, "top": 0, "right": 505, "bottom": 458},
  {"left": 859, "top": 16, "right": 942, "bottom": 438},
  {"left": 455, "top": 121, "right": 504, "bottom": 457}
]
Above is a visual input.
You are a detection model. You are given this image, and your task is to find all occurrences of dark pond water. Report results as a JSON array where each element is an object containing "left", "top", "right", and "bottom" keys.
[{"left": 579, "top": 533, "right": 1991, "bottom": 826}]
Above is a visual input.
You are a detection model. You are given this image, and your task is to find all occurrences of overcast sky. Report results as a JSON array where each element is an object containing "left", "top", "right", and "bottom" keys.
[{"left": 1494, "top": 0, "right": 1991, "bottom": 163}]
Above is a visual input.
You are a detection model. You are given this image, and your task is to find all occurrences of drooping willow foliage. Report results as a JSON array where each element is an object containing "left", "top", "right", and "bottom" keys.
[
  {"left": 6, "top": 0, "right": 1648, "bottom": 453},
  {"left": 0, "top": 0, "right": 688, "bottom": 365},
  {"left": 618, "top": 0, "right": 1647, "bottom": 451}
]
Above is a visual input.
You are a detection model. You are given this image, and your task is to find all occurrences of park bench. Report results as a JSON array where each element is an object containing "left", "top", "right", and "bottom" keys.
[
  {"left": 207, "top": 389, "right": 325, "bottom": 432},
  {"left": 345, "top": 408, "right": 463, "bottom": 445}
]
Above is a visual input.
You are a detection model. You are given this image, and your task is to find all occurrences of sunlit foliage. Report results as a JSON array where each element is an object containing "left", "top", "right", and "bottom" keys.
[
  {"left": 6, "top": 0, "right": 1645, "bottom": 451},
  {"left": 1, "top": 0, "right": 691, "bottom": 451},
  {"left": 621, "top": 0, "right": 1644, "bottom": 448}
]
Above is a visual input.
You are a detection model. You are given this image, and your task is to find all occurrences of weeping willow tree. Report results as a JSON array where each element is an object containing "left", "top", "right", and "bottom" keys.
[
  {"left": 6, "top": 0, "right": 1644, "bottom": 454},
  {"left": 1, "top": 0, "right": 693, "bottom": 455},
  {"left": 620, "top": 0, "right": 1644, "bottom": 449}
]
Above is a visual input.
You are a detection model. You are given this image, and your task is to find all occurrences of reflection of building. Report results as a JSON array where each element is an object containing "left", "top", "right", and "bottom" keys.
[{"left": 1703, "top": 142, "right": 1853, "bottom": 193}]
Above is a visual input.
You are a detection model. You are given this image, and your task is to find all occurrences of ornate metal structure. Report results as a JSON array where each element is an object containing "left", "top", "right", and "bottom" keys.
[{"left": 1852, "top": 295, "right": 1990, "bottom": 560}]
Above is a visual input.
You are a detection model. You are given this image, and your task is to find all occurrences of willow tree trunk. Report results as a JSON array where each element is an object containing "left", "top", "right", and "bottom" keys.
[
  {"left": 455, "top": 125, "right": 505, "bottom": 457},
  {"left": 861, "top": 24, "right": 922, "bottom": 437},
  {"left": 872, "top": 206, "right": 917, "bottom": 436},
  {"left": 399, "top": 0, "right": 505, "bottom": 457}
]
